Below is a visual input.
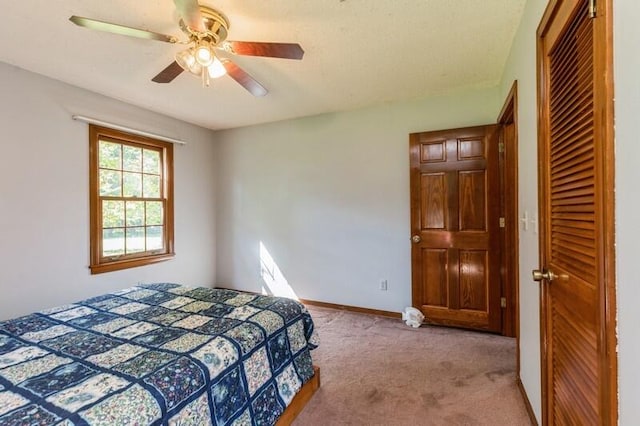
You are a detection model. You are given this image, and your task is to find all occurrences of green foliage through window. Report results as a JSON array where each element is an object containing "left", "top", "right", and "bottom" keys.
[{"left": 98, "top": 139, "right": 166, "bottom": 258}]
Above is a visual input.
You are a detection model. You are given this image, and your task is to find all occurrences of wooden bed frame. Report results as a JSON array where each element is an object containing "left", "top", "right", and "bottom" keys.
[{"left": 276, "top": 366, "right": 321, "bottom": 425}]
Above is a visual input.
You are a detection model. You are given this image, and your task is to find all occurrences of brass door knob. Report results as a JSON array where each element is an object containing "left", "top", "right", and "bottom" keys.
[
  {"left": 532, "top": 269, "right": 558, "bottom": 282},
  {"left": 411, "top": 235, "right": 421, "bottom": 243}
]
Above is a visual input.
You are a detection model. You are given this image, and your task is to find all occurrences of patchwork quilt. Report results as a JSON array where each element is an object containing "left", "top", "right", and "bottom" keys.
[{"left": 0, "top": 283, "right": 319, "bottom": 425}]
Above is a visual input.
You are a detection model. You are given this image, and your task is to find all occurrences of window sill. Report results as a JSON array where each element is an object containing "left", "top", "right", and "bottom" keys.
[{"left": 90, "top": 253, "right": 175, "bottom": 274}]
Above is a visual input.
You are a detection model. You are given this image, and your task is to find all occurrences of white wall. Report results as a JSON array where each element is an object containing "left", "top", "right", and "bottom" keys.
[
  {"left": 613, "top": 1, "right": 640, "bottom": 423},
  {"left": 0, "top": 62, "right": 218, "bottom": 320},
  {"left": 497, "top": 0, "right": 548, "bottom": 422},
  {"left": 214, "top": 88, "right": 500, "bottom": 312}
]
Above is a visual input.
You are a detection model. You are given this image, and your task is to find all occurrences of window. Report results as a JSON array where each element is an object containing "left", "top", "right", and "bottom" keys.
[{"left": 89, "top": 125, "right": 174, "bottom": 274}]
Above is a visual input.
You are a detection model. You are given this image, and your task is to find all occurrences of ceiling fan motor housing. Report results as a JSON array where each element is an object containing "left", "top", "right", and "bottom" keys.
[{"left": 179, "top": 6, "right": 229, "bottom": 46}]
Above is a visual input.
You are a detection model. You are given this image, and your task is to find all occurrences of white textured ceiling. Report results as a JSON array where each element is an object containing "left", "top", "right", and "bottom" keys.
[{"left": 0, "top": 0, "right": 526, "bottom": 130}]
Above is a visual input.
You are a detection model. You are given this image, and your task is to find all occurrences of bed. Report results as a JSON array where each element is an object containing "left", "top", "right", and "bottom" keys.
[{"left": 0, "top": 283, "right": 319, "bottom": 425}]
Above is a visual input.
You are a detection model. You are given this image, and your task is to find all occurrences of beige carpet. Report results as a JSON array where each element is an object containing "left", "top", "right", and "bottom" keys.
[{"left": 294, "top": 306, "right": 533, "bottom": 426}]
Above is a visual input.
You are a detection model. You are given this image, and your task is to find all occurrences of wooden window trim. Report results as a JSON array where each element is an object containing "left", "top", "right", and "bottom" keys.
[{"left": 89, "top": 125, "right": 175, "bottom": 274}]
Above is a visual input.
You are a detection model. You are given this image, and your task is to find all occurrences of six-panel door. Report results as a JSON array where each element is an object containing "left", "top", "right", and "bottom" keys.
[{"left": 410, "top": 125, "right": 501, "bottom": 332}]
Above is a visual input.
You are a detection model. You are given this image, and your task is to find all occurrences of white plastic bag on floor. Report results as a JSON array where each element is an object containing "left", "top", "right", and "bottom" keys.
[{"left": 402, "top": 307, "right": 424, "bottom": 328}]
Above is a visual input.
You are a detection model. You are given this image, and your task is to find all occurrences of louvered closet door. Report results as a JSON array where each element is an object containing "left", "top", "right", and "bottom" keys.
[{"left": 538, "top": 0, "right": 615, "bottom": 423}]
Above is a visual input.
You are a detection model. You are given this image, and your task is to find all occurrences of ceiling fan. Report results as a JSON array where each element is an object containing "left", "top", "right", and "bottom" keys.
[{"left": 69, "top": 0, "right": 305, "bottom": 96}]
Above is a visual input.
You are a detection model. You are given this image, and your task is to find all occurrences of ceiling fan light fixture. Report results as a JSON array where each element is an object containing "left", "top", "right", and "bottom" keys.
[
  {"left": 194, "top": 40, "right": 214, "bottom": 66},
  {"left": 207, "top": 57, "right": 227, "bottom": 79},
  {"left": 175, "top": 48, "right": 202, "bottom": 76}
]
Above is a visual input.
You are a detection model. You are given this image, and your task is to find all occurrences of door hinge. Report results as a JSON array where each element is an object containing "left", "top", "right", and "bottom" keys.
[
  {"left": 499, "top": 217, "right": 506, "bottom": 228},
  {"left": 498, "top": 142, "right": 505, "bottom": 153},
  {"left": 501, "top": 297, "right": 507, "bottom": 308},
  {"left": 589, "top": 0, "right": 596, "bottom": 18}
]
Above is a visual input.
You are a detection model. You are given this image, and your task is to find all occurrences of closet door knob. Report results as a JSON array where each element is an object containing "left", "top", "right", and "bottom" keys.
[{"left": 532, "top": 269, "right": 557, "bottom": 282}]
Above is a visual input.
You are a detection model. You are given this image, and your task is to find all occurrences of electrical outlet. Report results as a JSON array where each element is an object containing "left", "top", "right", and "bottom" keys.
[{"left": 379, "top": 279, "right": 388, "bottom": 291}]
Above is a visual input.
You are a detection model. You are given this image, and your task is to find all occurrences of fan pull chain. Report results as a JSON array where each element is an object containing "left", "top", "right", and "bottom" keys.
[{"left": 201, "top": 69, "right": 210, "bottom": 87}]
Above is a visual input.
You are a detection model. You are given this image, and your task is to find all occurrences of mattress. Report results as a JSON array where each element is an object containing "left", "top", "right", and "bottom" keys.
[{"left": 0, "top": 283, "right": 318, "bottom": 425}]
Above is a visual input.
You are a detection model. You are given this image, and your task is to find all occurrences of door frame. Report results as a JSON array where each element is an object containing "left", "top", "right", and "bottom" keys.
[
  {"left": 536, "top": 0, "right": 617, "bottom": 422},
  {"left": 497, "top": 82, "right": 520, "bottom": 339},
  {"left": 498, "top": 81, "right": 536, "bottom": 421},
  {"left": 408, "top": 94, "right": 520, "bottom": 338}
]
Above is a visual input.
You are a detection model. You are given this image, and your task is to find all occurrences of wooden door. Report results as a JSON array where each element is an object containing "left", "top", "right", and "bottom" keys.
[
  {"left": 537, "top": 0, "right": 616, "bottom": 423},
  {"left": 409, "top": 125, "right": 501, "bottom": 332}
]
